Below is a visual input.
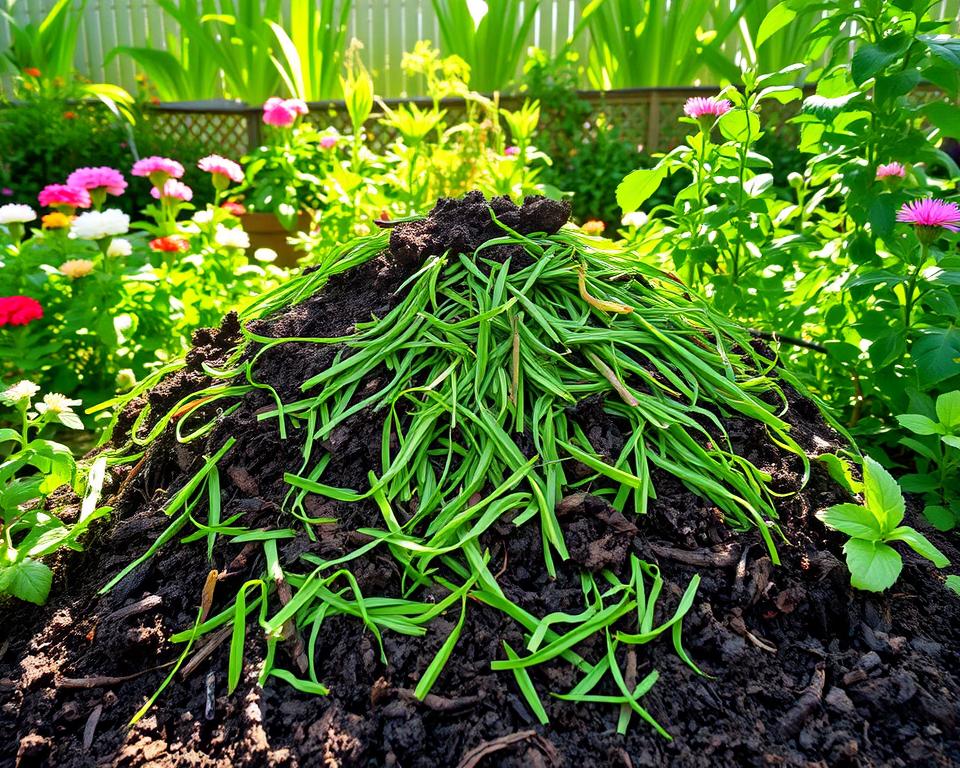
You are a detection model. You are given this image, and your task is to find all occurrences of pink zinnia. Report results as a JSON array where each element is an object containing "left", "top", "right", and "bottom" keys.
[
  {"left": 131, "top": 156, "right": 185, "bottom": 181},
  {"left": 262, "top": 97, "right": 308, "bottom": 127},
  {"left": 876, "top": 162, "right": 906, "bottom": 180},
  {"left": 66, "top": 167, "right": 127, "bottom": 196},
  {"left": 198, "top": 155, "right": 243, "bottom": 184},
  {"left": 319, "top": 135, "right": 338, "bottom": 150},
  {"left": 0, "top": 295, "right": 43, "bottom": 327},
  {"left": 151, "top": 180, "right": 193, "bottom": 202},
  {"left": 683, "top": 96, "right": 733, "bottom": 120},
  {"left": 38, "top": 184, "right": 91, "bottom": 210}
]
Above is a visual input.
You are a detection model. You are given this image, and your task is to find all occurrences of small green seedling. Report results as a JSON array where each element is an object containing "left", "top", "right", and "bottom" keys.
[{"left": 817, "top": 456, "right": 949, "bottom": 592}]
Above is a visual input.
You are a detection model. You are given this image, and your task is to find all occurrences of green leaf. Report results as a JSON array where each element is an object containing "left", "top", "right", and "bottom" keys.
[
  {"left": 886, "top": 526, "right": 950, "bottom": 568},
  {"left": 851, "top": 34, "right": 911, "bottom": 84},
  {"left": 943, "top": 435, "right": 960, "bottom": 450},
  {"left": 913, "top": 328, "right": 960, "bottom": 387},
  {"left": 924, "top": 505, "right": 956, "bottom": 531},
  {"left": 923, "top": 101, "right": 960, "bottom": 137},
  {"left": 617, "top": 166, "right": 668, "bottom": 214},
  {"left": 0, "top": 429, "right": 19, "bottom": 444},
  {"left": 756, "top": 1, "right": 797, "bottom": 48},
  {"left": 946, "top": 575, "right": 960, "bottom": 596},
  {"left": 935, "top": 391, "right": 960, "bottom": 431},
  {"left": 896, "top": 414, "right": 943, "bottom": 436},
  {"left": 817, "top": 453, "right": 864, "bottom": 494},
  {"left": 718, "top": 110, "right": 762, "bottom": 142},
  {"left": 843, "top": 539, "right": 902, "bottom": 592},
  {"left": 817, "top": 503, "right": 883, "bottom": 540},
  {"left": 862, "top": 456, "right": 905, "bottom": 532},
  {"left": 0, "top": 558, "right": 53, "bottom": 604}
]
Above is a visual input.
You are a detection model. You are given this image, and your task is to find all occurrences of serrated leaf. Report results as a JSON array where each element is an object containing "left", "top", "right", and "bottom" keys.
[
  {"left": 818, "top": 503, "right": 883, "bottom": 540},
  {"left": 0, "top": 558, "right": 53, "bottom": 605},
  {"left": 886, "top": 526, "right": 950, "bottom": 568},
  {"left": 843, "top": 539, "right": 902, "bottom": 592},
  {"left": 863, "top": 456, "right": 905, "bottom": 532},
  {"left": 924, "top": 505, "right": 956, "bottom": 531}
]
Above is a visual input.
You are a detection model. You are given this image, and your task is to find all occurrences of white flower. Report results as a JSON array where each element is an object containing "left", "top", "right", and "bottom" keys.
[
  {"left": 59, "top": 259, "right": 95, "bottom": 278},
  {"left": 116, "top": 369, "right": 137, "bottom": 390},
  {"left": 193, "top": 209, "right": 214, "bottom": 225},
  {"left": 107, "top": 237, "right": 132, "bottom": 258},
  {"left": 71, "top": 209, "right": 130, "bottom": 240},
  {"left": 214, "top": 225, "right": 250, "bottom": 250},
  {"left": 621, "top": 211, "right": 648, "bottom": 228},
  {"left": 0, "top": 204, "right": 36, "bottom": 224},
  {"left": 0, "top": 380, "right": 40, "bottom": 406},
  {"left": 34, "top": 392, "right": 81, "bottom": 415},
  {"left": 253, "top": 247, "right": 277, "bottom": 263}
]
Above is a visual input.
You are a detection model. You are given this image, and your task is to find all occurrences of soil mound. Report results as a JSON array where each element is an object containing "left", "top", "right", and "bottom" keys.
[{"left": 2, "top": 194, "right": 959, "bottom": 768}]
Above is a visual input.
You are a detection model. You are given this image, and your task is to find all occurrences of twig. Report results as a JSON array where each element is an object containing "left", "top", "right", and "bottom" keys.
[
  {"left": 586, "top": 351, "right": 639, "bottom": 407},
  {"left": 457, "top": 730, "right": 538, "bottom": 768},
  {"left": 396, "top": 688, "right": 481, "bottom": 712},
  {"left": 179, "top": 624, "right": 232, "bottom": 680},
  {"left": 648, "top": 542, "right": 741, "bottom": 568},
  {"left": 104, "top": 595, "right": 162, "bottom": 622},
  {"left": 82, "top": 704, "right": 102, "bottom": 752},
  {"left": 58, "top": 661, "right": 174, "bottom": 689}
]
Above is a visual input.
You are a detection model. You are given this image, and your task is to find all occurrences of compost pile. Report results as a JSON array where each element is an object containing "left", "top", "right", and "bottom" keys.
[{"left": 2, "top": 193, "right": 959, "bottom": 768}]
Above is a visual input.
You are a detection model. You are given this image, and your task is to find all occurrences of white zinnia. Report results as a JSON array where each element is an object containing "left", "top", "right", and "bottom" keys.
[
  {"left": 34, "top": 392, "right": 81, "bottom": 415},
  {"left": 0, "top": 380, "right": 40, "bottom": 405},
  {"left": 71, "top": 209, "right": 130, "bottom": 240},
  {"left": 214, "top": 225, "right": 250, "bottom": 250},
  {"left": 0, "top": 204, "right": 37, "bottom": 224},
  {"left": 107, "top": 237, "right": 133, "bottom": 258}
]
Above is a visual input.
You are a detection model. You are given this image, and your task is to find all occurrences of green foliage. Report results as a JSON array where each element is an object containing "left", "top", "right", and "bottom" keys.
[
  {"left": 271, "top": 0, "right": 353, "bottom": 100},
  {"left": 818, "top": 456, "right": 949, "bottom": 591},
  {"left": 896, "top": 391, "right": 960, "bottom": 531},
  {"left": 0, "top": 389, "right": 109, "bottom": 605},
  {"left": 431, "top": 0, "right": 540, "bottom": 92}
]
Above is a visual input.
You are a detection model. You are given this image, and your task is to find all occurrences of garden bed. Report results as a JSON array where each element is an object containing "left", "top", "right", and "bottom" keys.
[{"left": 2, "top": 194, "right": 958, "bottom": 768}]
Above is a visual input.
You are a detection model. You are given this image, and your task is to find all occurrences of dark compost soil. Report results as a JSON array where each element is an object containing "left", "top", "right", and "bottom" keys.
[{"left": 2, "top": 193, "right": 959, "bottom": 768}]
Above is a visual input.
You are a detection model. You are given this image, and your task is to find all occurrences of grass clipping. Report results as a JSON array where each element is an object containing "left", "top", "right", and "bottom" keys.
[{"left": 101, "top": 192, "right": 810, "bottom": 736}]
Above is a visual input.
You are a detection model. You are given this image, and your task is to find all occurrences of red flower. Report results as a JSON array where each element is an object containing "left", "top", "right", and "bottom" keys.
[
  {"left": 221, "top": 201, "right": 246, "bottom": 217},
  {"left": 149, "top": 236, "right": 189, "bottom": 253},
  {"left": 23, "top": 67, "right": 41, "bottom": 78},
  {"left": 0, "top": 296, "right": 43, "bottom": 327},
  {"left": 63, "top": 111, "right": 76, "bottom": 120}
]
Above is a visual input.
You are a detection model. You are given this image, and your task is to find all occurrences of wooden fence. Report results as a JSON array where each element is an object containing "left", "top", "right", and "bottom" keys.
[{"left": 3, "top": 0, "right": 960, "bottom": 98}]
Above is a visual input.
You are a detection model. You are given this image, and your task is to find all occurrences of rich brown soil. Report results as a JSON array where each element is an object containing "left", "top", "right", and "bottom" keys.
[{"left": 2, "top": 193, "right": 959, "bottom": 768}]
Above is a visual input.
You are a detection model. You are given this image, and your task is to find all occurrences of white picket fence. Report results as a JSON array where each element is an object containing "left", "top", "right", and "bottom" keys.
[{"left": 2, "top": 0, "right": 959, "bottom": 97}]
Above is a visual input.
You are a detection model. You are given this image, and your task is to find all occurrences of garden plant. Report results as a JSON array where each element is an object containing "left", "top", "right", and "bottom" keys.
[{"left": 0, "top": 0, "right": 959, "bottom": 766}]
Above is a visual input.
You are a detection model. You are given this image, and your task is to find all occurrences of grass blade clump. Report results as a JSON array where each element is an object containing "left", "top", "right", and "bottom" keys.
[{"left": 101, "top": 192, "right": 812, "bottom": 736}]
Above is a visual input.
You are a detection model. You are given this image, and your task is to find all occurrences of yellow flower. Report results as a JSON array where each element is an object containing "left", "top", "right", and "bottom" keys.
[
  {"left": 42, "top": 212, "right": 72, "bottom": 229},
  {"left": 59, "top": 259, "right": 95, "bottom": 279}
]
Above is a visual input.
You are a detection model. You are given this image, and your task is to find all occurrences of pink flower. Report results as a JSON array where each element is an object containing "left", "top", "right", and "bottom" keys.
[
  {"left": 262, "top": 97, "right": 308, "bottom": 127},
  {"left": 505, "top": 145, "right": 520, "bottom": 157},
  {"left": 151, "top": 180, "right": 193, "bottom": 202},
  {"left": 198, "top": 155, "right": 243, "bottom": 184},
  {"left": 897, "top": 198, "right": 960, "bottom": 233},
  {"left": 683, "top": 96, "right": 733, "bottom": 120},
  {"left": 66, "top": 166, "right": 127, "bottom": 196},
  {"left": 319, "top": 135, "right": 338, "bottom": 150},
  {"left": 876, "top": 162, "right": 906, "bottom": 180},
  {"left": 131, "top": 156, "right": 185, "bottom": 182},
  {"left": 38, "top": 184, "right": 91, "bottom": 210},
  {"left": 1, "top": 188, "right": 12, "bottom": 196}
]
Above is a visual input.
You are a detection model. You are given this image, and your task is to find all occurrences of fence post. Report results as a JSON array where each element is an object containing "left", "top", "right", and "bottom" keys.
[
  {"left": 646, "top": 90, "right": 660, "bottom": 153},
  {"left": 246, "top": 106, "right": 262, "bottom": 152}
]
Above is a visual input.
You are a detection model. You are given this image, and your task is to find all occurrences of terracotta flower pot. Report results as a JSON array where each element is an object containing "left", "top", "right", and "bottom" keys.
[{"left": 240, "top": 211, "right": 311, "bottom": 267}]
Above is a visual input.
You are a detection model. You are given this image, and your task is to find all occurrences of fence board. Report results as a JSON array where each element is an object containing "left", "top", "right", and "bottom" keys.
[{"left": 1, "top": 0, "right": 958, "bottom": 98}]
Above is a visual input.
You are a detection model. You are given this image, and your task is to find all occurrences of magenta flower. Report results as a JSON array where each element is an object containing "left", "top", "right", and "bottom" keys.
[
  {"left": 151, "top": 179, "right": 193, "bottom": 202},
  {"left": 67, "top": 166, "right": 127, "bottom": 196},
  {"left": 876, "top": 162, "right": 906, "bottom": 180},
  {"left": 198, "top": 155, "right": 244, "bottom": 184},
  {"left": 683, "top": 97, "right": 733, "bottom": 120},
  {"left": 262, "top": 97, "right": 308, "bottom": 127},
  {"left": 897, "top": 198, "right": 960, "bottom": 241},
  {"left": 1, "top": 188, "right": 12, "bottom": 196},
  {"left": 319, "top": 135, "right": 338, "bottom": 150},
  {"left": 38, "top": 184, "right": 91, "bottom": 210},
  {"left": 504, "top": 145, "right": 520, "bottom": 157},
  {"left": 131, "top": 156, "right": 185, "bottom": 184}
]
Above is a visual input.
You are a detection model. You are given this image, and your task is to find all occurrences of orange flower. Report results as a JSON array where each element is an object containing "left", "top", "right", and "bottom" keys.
[
  {"left": 149, "top": 236, "right": 189, "bottom": 253},
  {"left": 42, "top": 212, "right": 72, "bottom": 230},
  {"left": 63, "top": 111, "right": 76, "bottom": 120},
  {"left": 581, "top": 219, "right": 606, "bottom": 236},
  {"left": 23, "top": 67, "right": 41, "bottom": 78}
]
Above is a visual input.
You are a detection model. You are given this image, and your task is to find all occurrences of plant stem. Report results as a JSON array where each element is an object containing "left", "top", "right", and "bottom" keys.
[{"left": 903, "top": 242, "right": 927, "bottom": 331}]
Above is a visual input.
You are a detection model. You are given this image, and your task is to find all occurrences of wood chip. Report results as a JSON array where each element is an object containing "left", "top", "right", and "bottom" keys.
[
  {"left": 648, "top": 542, "right": 741, "bottom": 568},
  {"left": 180, "top": 625, "right": 232, "bottom": 680},
  {"left": 104, "top": 595, "right": 162, "bottom": 622},
  {"left": 82, "top": 704, "right": 102, "bottom": 752}
]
